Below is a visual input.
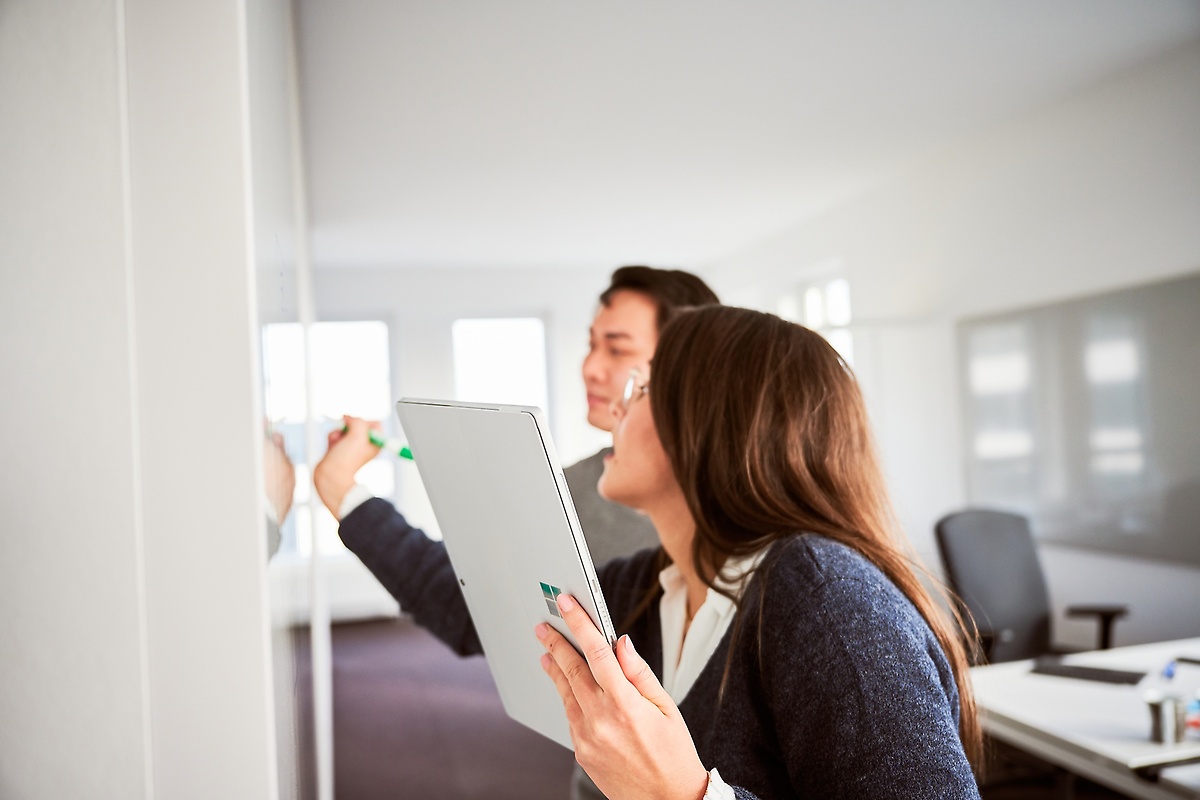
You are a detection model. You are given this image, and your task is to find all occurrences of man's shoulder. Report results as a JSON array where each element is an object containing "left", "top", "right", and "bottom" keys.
[
  {"left": 564, "top": 448, "right": 610, "bottom": 480},
  {"left": 563, "top": 449, "right": 611, "bottom": 510},
  {"left": 565, "top": 447, "right": 659, "bottom": 564}
]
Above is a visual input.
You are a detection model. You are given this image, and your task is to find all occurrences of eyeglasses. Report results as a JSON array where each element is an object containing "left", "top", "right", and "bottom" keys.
[{"left": 620, "top": 368, "right": 649, "bottom": 412}]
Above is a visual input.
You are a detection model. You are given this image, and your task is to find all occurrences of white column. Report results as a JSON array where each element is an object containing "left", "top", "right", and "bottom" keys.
[
  {"left": 125, "top": 0, "right": 277, "bottom": 797},
  {"left": 0, "top": 0, "right": 281, "bottom": 797}
]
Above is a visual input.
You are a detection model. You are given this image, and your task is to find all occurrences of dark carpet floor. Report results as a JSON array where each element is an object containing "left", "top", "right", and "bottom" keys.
[{"left": 295, "top": 616, "right": 576, "bottom": 800}]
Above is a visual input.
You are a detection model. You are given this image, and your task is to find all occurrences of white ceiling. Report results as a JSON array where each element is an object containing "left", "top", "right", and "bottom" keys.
[{"left": 296, "top": 0, "right": 1200, "bottom": 272}]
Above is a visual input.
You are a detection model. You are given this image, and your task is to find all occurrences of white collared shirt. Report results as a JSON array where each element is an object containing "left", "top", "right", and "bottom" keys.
[{"left": 657, "top": 550, "right": 766, "bottom": 703}]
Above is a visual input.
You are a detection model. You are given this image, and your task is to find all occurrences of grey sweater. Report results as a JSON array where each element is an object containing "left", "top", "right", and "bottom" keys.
[{"left": 340, "top": 498, "right": 980, "bottom": 800}]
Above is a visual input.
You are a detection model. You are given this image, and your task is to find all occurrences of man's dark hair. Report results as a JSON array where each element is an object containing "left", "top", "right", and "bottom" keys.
[{"left": 599, "top": 265, "right": 720, "bottom": 331}]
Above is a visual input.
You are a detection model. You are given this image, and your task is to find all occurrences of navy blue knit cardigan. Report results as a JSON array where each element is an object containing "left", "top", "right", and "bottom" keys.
[{"left": 340, "top": 498, "right": 980, "bottom": 800}]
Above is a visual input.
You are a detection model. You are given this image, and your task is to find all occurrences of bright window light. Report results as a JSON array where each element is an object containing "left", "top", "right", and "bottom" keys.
[
  {"left": 824, "top": 328, "right": 855, "bottom": 367},
  {"left": 1085, "top": 339, "right": 1139, "bottom": 384},
  {"left": 452, "top": 318, "right": 549, "bottom": 411},
  {"left": 974, "top": 430, "right": 1034, "bottom": 460},
  {"left": 261, "top": 320, "right": 394, "bottom": 557},
  {"left": 776, "top": 294, "right": 803, "bottom": 323},
  {"left": 309, "top": 321, "right": 392, "bottom": 420},
  {"left": 292, "top": 506, "right": 312, "bottom": 557},
  {"left": 969, "top": 353, "right": 1030, "bottom": 395},
  {"left": 1091, "top": 453, "right": 1144, "bottom": 475},
  {"left": 262, "top": 323, "right": 308, "bottom": 423},
  {"left": 1090, "top": 427, "right": 1143, "bottom": 451},
  {"left": 293, "top": 463, "right": 311, "bottom": 504},
  {"left": 825, "top": 279, "right": 852, "bottom": 327},
  {"left": 804, "top": 287, "right": 825, "bottom": 329}
]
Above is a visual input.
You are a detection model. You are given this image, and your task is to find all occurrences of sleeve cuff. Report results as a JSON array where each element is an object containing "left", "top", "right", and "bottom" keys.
[
  {"left": 338, "top": 484, "right": 375, "bottom": 521},
  {"left": 264, "top": 491, "right": 280, "bottom": 526},
  {"left": 704, "top": 768, "right": 736, "bottom": 800}
]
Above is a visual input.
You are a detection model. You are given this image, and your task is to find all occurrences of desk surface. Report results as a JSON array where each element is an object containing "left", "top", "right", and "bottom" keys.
[{"left": 972, "top": 638, "right": 1200, "bottom": 800}]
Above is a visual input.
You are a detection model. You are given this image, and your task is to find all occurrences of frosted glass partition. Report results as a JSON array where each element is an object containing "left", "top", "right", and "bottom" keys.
[
  {"left": 247, "top": 0, "right": 322, "bottom": 796},
  {"left": 957, "top": 271, "right": 1200, "bottom": 566}
]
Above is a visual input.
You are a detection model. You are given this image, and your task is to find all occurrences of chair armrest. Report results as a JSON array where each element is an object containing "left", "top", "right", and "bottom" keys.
[
  {"left": 974, "top": 631, "right": 996, "bottom": 665},
  {"left": 1066, "top": 604, "right": 1129, "bottom": 650}
]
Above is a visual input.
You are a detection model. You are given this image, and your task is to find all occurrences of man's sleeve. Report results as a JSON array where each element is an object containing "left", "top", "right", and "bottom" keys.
[{"left": 339, "top": 497, "right": 483, "bottom": 657}]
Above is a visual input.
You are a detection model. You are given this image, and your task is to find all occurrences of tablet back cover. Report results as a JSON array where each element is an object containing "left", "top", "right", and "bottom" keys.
[{"left": 396, "top": 398, "right": 616, "bottom": 750}]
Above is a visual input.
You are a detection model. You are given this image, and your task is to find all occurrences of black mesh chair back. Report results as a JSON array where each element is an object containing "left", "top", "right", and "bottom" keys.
[{"left": 934, "top": 509, "right": 1051, "bottom": 663}]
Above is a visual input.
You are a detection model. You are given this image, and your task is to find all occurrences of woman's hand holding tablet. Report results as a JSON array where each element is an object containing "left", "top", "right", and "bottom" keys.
[{"left": 536, "top": 593, "right": 710, "bottom": 800}]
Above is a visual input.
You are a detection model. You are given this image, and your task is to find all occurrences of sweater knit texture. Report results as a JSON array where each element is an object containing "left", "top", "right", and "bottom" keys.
[{"left": 340, "top": 498, "right": 980, "bottom": 800}]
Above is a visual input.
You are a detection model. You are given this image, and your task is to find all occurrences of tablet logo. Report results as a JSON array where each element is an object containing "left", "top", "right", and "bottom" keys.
[{"left": 540, "top": 582, "right": 563, "bottom": 617}]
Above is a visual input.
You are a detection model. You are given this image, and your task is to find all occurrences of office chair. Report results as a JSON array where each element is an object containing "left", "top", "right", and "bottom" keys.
[{"left": 934, "top": 509, "right": 1128, "bottom": 664}]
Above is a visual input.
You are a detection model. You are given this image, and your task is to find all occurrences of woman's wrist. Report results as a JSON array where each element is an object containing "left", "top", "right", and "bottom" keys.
[{"left": 701, "top": 768, "right": 735, "bottom": 800}]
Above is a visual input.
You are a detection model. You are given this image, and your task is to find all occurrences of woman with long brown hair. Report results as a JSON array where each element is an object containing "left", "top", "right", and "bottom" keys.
[{"left": 537, "top": 305, "right": 981, "bottom": 799}]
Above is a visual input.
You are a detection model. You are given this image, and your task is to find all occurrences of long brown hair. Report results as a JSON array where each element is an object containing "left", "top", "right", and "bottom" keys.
[{"left": 647, "top": 305, "right": 982, "bottom": 768}]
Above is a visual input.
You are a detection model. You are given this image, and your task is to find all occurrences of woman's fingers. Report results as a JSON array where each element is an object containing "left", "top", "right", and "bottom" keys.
[
  {"left": 614, "top": 634, "right": 677, "bottom": 717},
  {"left": 539, "top": 651, "right": 568, "bottom": 695},
  {"left": 535, "top": 608, "right": 709, "bottom": 800},
  {"left": 553, "top": 594, "right": 637, "bottom": 700},
  {"left": 536, "top": 619, "right": 600, "bottom": 706},
  {"left": 539, "top": 651, "right": 586, "bottom": 729}
]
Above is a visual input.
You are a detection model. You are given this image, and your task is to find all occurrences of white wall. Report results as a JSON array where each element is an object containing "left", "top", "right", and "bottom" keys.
[
  {"left": 0, "top": 1, "right": 283, "bottom": 797},
  {"left": 0, "top": 3, "right": 150, "bottom": 796},
  {"left": 708, "top": 40, "right": 1200, "bottom": 648}
]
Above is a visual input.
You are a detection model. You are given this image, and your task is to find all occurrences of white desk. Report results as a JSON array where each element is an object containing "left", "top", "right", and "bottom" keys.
[{"left": 972, "top": 638, "right": 1200, "bottom": 800}]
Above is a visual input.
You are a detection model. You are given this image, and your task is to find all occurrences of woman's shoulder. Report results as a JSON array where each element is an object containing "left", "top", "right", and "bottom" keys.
[
  {"left": 765, "top": 533, "right": 890, "bottom": 591},
  {"left": 753, "top": 534, "right": 957, "bottom": 701},
  {"left": 757, "top": 534, "right": 927, "bottom": 635}
]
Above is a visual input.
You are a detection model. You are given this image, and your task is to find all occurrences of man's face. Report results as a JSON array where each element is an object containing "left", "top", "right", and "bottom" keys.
[{"left": 582, "top": 290, "right": 658, "bottom": 432}]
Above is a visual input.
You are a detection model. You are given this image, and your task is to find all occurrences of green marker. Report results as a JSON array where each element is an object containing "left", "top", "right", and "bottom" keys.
[{"left": 340, "top": 423, "right": 413, "bottom": 460}]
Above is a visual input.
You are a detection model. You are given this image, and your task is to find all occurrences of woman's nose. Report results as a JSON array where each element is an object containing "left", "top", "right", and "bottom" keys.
[{"left": 608, "top": 398, "right": 625, "bottom": 421}]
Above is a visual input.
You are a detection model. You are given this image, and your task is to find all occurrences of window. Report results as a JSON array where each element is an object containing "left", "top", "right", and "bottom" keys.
[
  {"left": 1084, "top": 315, "right": 1146, "bottom": 486},
  {"left": 309, "top": 321, "right": 395, "bottom": 555},
  {"left": 262, "top": 320, "right": 394, "bottom": 557},
  {"left": 967, "top": 323, "right": 1035, "bottom": 461},
  {"left": 961, "top": 321, "right": 1038, "bottom": 509},
  {"left": 779, "top": 277, "right": 854, "bottom": 366}
]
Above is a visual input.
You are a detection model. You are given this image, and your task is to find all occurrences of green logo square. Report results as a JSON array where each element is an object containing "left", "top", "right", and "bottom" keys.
[{"left": 540, "top": 582, "right": 562, "bottom": 616}]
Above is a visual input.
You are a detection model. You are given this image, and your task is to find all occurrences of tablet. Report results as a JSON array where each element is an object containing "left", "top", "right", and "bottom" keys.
[{"left": 395, "top": 397, "right": 617, "bottom": 750}]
